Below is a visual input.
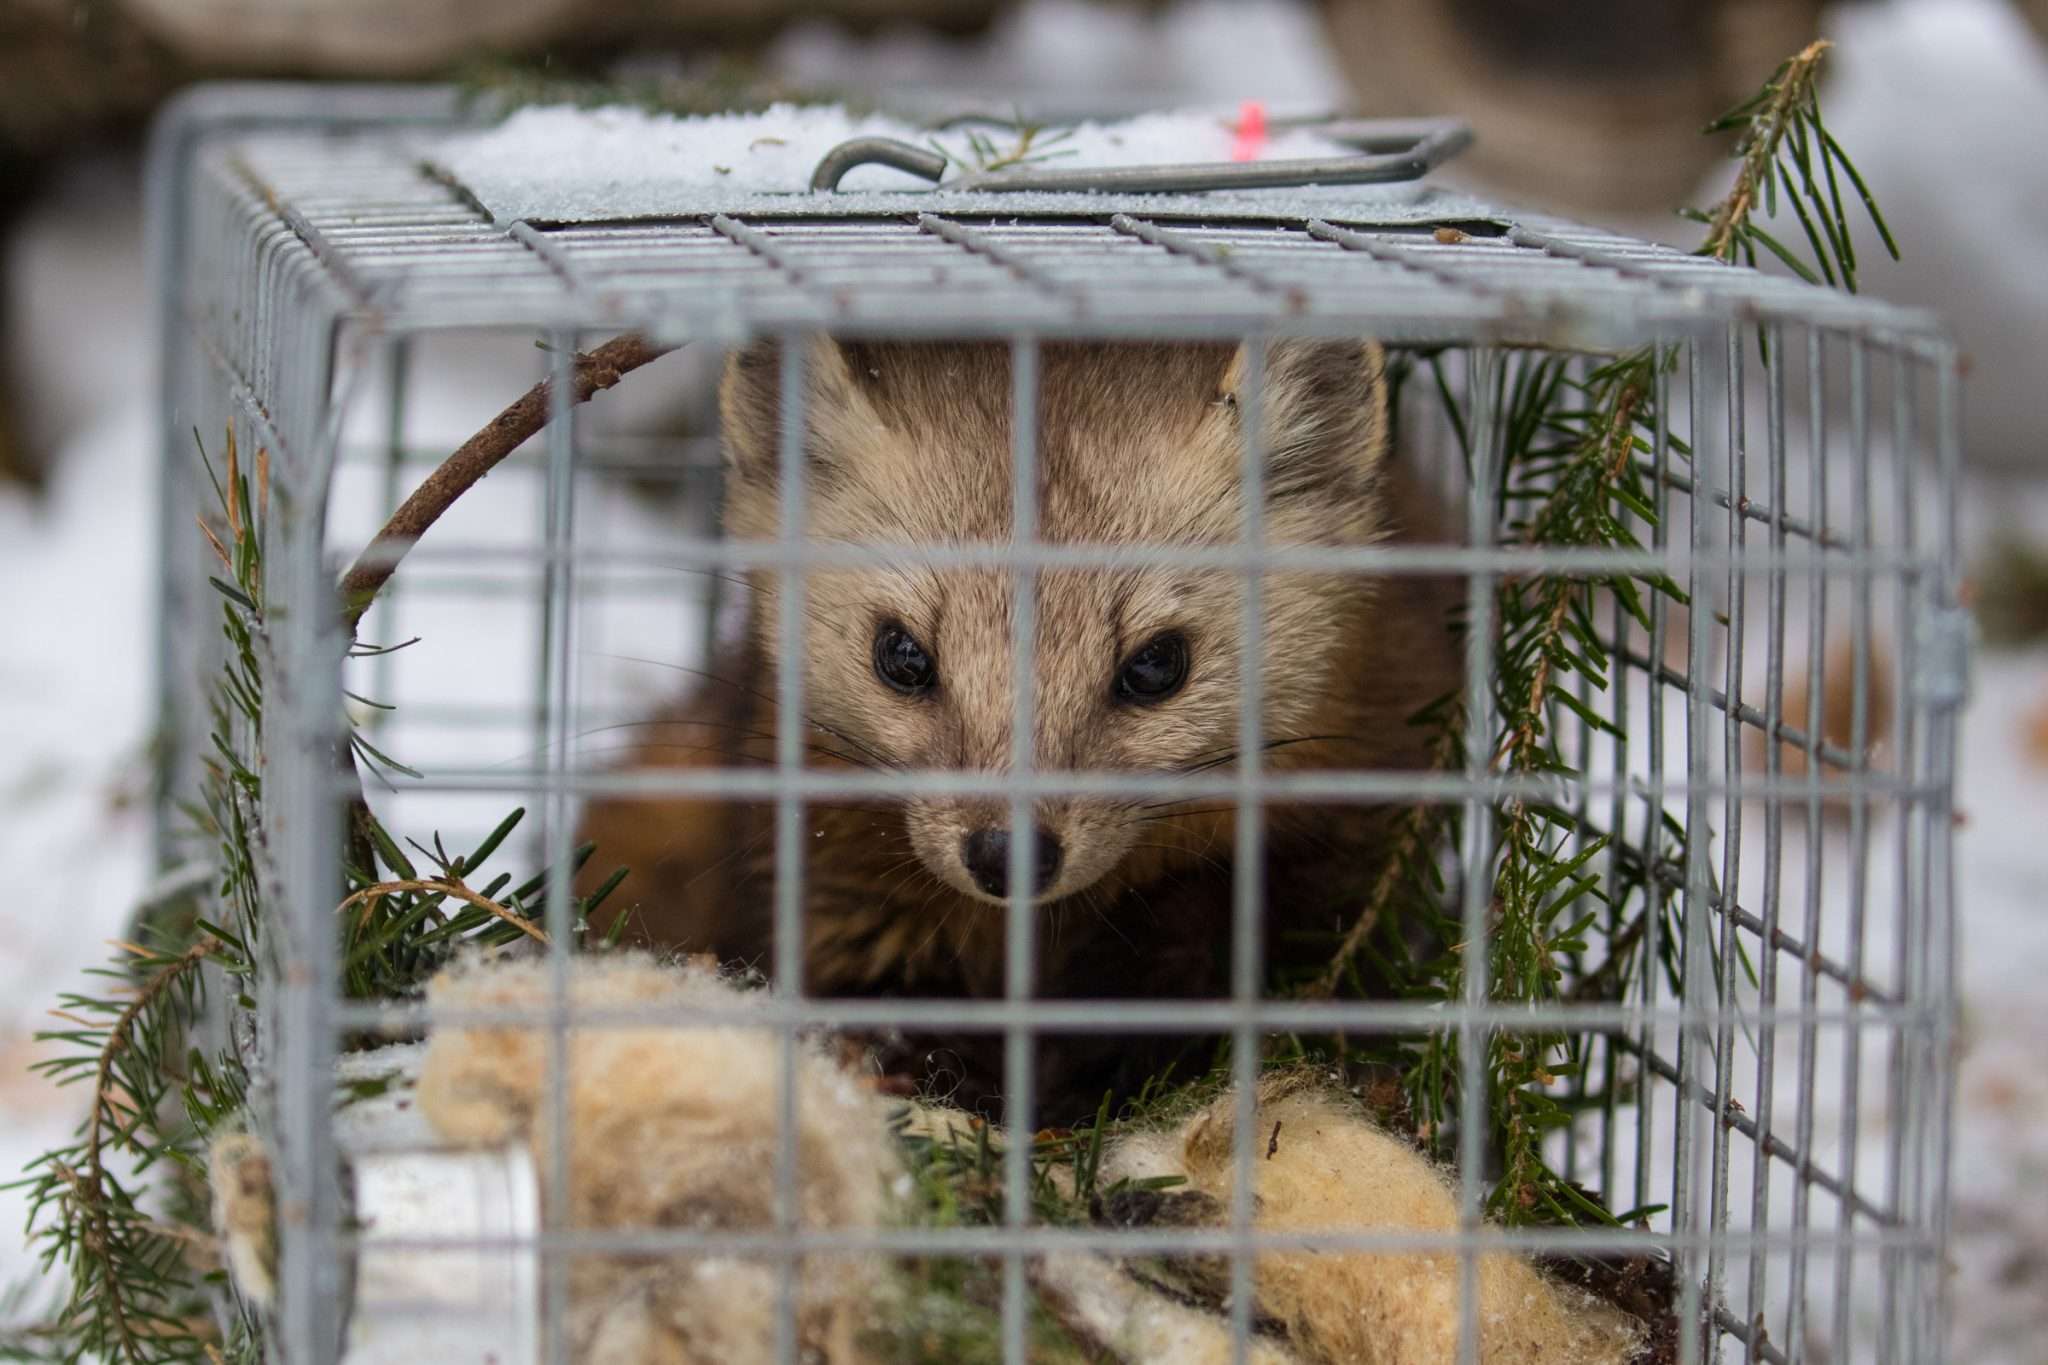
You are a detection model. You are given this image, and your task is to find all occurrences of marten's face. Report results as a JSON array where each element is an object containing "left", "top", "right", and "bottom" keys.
[{"left": 721, "top": 339, "right": 1393, "bottom": 907}]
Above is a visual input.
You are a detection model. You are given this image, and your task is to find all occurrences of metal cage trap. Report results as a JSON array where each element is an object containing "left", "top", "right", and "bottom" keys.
[{"left": 146, "top": 85, "right": 1965, "bottom": 1365}]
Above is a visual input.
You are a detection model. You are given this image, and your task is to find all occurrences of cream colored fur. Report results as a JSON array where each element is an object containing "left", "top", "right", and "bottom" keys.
[
  {"left": 1033, "top": 1252, "right": 1308, "bottom": 1365},
  {"left": 408, "top": 956, "right": 1647, "bottom": 1364},
  {"left": 1097, "top": 1079, "right": 1644, "bottom": 1365},
  {"left": 414, "top": 952, "right": 902, "bottom": 1364},
  {"left": 208, "top": 1132, "right": 277, "bottom": 1311}
]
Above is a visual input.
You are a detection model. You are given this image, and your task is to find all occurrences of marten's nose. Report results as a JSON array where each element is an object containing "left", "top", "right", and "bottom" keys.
[{"left": 961, "top": 827, "right": 1063, "bottom": 899}]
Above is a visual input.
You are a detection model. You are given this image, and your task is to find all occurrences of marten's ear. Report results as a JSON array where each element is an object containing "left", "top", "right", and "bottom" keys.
[
  {"left": 1220, "top": 339, "right": 1391, "bottom": 501},
  {"left": 718, "top": 336, "right": 869, "bottom": 486}
]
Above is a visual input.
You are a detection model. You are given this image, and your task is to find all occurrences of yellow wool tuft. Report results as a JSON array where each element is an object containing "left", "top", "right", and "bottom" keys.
[
  {"left": 414, "top": 952, "right": 902, "bottom": 1364},
  {"left": 409, "top": 957, "right": 1646, "bottom": 1363},
  {"left": 207, "top": 1132, "right": 277, "bottom": 1312},
  {"left": 1096, "top": 1079, "right": 1644, "bottom": 1365}
]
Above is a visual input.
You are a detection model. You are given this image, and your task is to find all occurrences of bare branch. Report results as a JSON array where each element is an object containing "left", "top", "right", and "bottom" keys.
[{"left": 338, "top": 333, "right": 676, "bottom": 631}]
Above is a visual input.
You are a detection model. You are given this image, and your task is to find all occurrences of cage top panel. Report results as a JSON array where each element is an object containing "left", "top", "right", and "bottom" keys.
[{"left": 189, "top": 124, "right": 1945, "bottom": 352}]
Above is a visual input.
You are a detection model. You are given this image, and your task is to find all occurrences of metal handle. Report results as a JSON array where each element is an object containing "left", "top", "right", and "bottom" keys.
[
  {"left": 807, "top": 117, "right": 1472, "bottom": 194},
  {"left": 808, "top": 136, "right": 952, "bottom": 192}
]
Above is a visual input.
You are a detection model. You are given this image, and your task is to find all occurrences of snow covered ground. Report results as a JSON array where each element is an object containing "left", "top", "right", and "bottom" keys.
[
  {"left": 2, "top": 0, "right": 2045, "bottom": 1357},
  {"left": 0, "top": 156, "right": 156, "bottom": 1311}
]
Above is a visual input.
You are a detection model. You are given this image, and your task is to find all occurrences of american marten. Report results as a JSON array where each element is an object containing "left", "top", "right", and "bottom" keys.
[{"left": 576, "top": 337, "right": 1461, "bottom": 1118}]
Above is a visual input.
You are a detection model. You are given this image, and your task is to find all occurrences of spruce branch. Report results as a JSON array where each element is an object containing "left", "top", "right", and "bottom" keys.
[
  {"left": 1696, "top": 41, "right": 1830, "bottom": 266},
  {"left": 1691, "top": 39, "right": 1898, "bottom": 293},
  {"left": 16, "top": 395, "right": 623, "bottom": 1358},
  {"left": 1468, "top": 349, "right": 1684, "bottom": 1223},
  {"left": 13, "top": 934, "right": 229, "bottom": 1364},
  {"left": 1318, "top": 28, "right": 1896, "bottom": 1223},
  {"left": 924, "top": 111, "right": 1079, "bottom": 177},
  {"left": 328, "top": 334, "right": 654, "bottom": 981},
  {"left": 81, "top": 941, "right": 222, "bottom": 1163}
]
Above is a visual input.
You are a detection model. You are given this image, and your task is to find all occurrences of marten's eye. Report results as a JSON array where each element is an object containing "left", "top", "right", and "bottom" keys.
[
  {"left": 873, "top": 622, "right": 937, "bottom": 694},
  {"left": 1114, "top": 632, "right": 1189, "bottom": 704}
]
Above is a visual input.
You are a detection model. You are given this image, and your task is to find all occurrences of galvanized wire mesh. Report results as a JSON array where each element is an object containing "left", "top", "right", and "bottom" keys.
[{"left": 150, "top": 86, "right": 1964, "bottom": 1365}]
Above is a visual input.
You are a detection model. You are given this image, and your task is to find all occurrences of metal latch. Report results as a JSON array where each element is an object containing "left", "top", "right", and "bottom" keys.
[{"left": 1911, "top": 601, "right": 1975, "bottom": 710}]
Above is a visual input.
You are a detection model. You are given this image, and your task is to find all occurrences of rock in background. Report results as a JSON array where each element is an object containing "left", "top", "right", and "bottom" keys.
[{"left": 1317, "top": 0, "right": 1836, "bottom": 219}]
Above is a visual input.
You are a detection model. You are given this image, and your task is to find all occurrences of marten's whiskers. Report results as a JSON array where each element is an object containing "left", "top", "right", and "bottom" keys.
[
  {"left": 1076, "top": 885, "right": 1139, "bottom": 955},
  {"left": 1165, "top": 732, "right": 1358, "bottom": 782},
  {"left": 874, "top": 854, "right": 931, "bottom": 902},
  {"left": 1114, "top": 733, "right": 1375, "bottom": 813},
  {"left": 1119, "top": 804, "right": 1234, "bottom": 826},
  {"left": 1127, "top": 840, "right": 1228, "bottom": 879}
]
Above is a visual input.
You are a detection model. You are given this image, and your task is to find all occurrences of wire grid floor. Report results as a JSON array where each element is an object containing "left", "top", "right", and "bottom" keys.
[{"left": 150, "top": 88, "right": 1964, "bottom": 1365}]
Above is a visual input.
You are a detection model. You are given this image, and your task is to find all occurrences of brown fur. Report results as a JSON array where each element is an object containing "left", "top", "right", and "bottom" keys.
[{"left": 577, "top": 340, "right": 1460, "bottom": 1118}]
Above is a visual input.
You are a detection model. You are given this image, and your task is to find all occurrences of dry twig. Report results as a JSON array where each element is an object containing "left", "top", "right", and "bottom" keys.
[
  {"left": 338, "top": 333, "right": 674, "bottom": 630},
  {"left": 338, "top": 878, "right": 551, "bottom": 945}
]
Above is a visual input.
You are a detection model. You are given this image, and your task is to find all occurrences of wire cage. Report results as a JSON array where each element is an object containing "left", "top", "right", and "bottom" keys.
[{"left": 148, "top": 85, "right": 1965, "bottom": 1365}]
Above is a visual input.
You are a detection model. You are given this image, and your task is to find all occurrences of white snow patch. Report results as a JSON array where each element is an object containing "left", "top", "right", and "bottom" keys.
[
  {"left": 1816, "top": 0, "right": 2048, "bottom": 474},
  {"left": 428, "top": 100, "right": 1364, "bottom": 223},
  {"left": 335, "top": 1043, "right": 439, "bottom": 1150},
  {"left": 0, "top": 155, "right": 156, "bottom": 1303}
]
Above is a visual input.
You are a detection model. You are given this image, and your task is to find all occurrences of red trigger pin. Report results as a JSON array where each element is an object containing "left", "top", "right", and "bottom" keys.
[{"left": 1231, "top": 100, "right": 1269, "bottom": 162}]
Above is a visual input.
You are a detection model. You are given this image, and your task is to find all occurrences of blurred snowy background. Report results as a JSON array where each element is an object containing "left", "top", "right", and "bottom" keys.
[{"left": 2, "top": 0, "right": 2045, "bottom": 1359}]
